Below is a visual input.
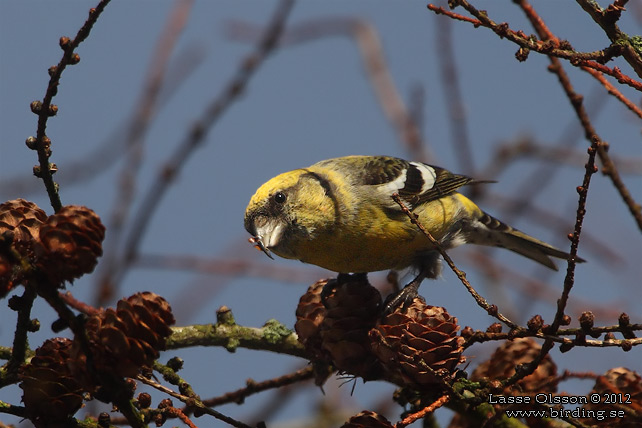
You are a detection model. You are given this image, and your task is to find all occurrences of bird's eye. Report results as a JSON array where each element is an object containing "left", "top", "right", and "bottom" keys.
[{"left": 274, "top": 192, "right": 286, "bottom": 204}]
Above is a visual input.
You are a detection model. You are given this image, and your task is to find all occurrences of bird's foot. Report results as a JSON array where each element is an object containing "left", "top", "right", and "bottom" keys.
[{"left": 382, "top": 279, "right": 421, "bottom": 316}]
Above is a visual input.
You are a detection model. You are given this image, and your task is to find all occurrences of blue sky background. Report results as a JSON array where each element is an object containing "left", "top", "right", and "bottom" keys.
[{"left": 1, "top": 1, "right": 641, "bottom": 427}]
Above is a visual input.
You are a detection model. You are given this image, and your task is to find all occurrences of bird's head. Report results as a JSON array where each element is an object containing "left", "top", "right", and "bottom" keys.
[{"left": 244, "top": 169, "right": 337, "bottom": 261}]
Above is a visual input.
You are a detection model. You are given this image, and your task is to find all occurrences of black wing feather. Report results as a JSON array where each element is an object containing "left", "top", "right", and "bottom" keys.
[
  {"left": 414, "top": 167, "right": 475, "bottom": 204},
  {"left": 314, "top": 156, "right": 479, "bottom": 206}
]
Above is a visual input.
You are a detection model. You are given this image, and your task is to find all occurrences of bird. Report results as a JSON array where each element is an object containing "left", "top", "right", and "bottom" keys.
[{"left": 244, "top": 155, "right": 583, "bottom": 309}]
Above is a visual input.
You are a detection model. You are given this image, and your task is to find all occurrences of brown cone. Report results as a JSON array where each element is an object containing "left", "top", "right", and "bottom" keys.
[
  {"left": 0, "top": 199, "right": 47, "bottom": 244},
  {"left": 319, "top": 275, "right": 383, "bottom": 379},
  {"left": 20, "top": 337, "right": 84, "bottom": 427},
  {"left": 71, "top": 292, "right": 175, "bottom": 391},
  {"left": 341, "top": 410, "right": 394, "bottom": 428},
  {"left": 295, "top": 279, "right": 328, "bottom": 360},
  {"left": 471, "top": 338, "right": 558, "bottom": 394},
  {"left": 0, "top": 199, "right": 48, "bottom": 296},
  {"left": 580, "top": 367, "right": 642, "bottom": 427},
  {"left": 370, "top": 297, "right": 465, "bottom": 387},
  {"left": 37, "top": 205, "right": 105, "bottom": 284}
]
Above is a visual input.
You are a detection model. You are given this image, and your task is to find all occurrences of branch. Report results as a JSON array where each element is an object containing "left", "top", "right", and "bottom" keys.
[
  {"left": 152, "top": 360, "right": 199, "bottom": 404},
  {"left": 581, "top": 65, "right": 642, "bottom": 119},
  {"left": 429, "top": 2, "right": 642, "bottom": 95},
  {"left": 396, "top": 394, "right": 450, "bottom": 428},
  {"left": 577, "top": 59, "right": 642, "bottom": 91},
  {"left": 0, "top": 400, "right": 26, "bottom": 418},
  {"left": 551, "top": 141, "right": 599, "bottom": 333},
  {"left": 6, "top": 286, "right": 37, "bottom": 376},
  {"left": 429, "top": 2, "right": 627, "bottom": 65},
  {"left": 58, "top": 291, "right": 101, "bottom": 316},
  {"left": 575, "top": 0, "right": 642, "bottom": 78},
  {"left": 138, "top": 374, "right": 252, "bottom": 428},
  {"left": 166, "top": 307, "right": 307, "bottom": 359},
  {"left": 202, "top": 366, "right": 314, "bottom": 408},
  {"left": 30, "top": 0, "right": 112, "bottom": 212},
  {"left": 464, "top": 327, "right": 641, "bottom": 351}
]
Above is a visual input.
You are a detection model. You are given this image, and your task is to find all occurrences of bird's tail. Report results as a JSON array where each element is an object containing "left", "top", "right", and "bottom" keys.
[{"left": 465, "top": 211, "right": 584, "bottom": 270}]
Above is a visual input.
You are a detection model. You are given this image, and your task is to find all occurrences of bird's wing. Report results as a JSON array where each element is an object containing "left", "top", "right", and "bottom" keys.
[
  {"left": 322, "top": 156, "right": 476, "bottom": 208},
  {"left": 407, "top": 166, "right": 476, "bottom": 205}
]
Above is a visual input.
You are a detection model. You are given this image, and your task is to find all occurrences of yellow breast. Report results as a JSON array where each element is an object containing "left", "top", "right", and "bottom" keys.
[{"left": 279, "top": 194, "right": 469, "bottom": 273}]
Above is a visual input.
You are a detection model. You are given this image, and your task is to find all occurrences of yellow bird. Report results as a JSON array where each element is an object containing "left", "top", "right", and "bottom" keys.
[{"left": 244, "top": 155, "right": 582, "bottom": 306}]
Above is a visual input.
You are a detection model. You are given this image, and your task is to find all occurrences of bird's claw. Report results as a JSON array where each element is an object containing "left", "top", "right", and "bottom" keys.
[{"left": 382, "top": 280, "right": 421, "bottom": 316}]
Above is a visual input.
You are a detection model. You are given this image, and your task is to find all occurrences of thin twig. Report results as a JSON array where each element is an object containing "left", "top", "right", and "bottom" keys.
[
  {"left": 575, "top": 0, "right": 642, "bottom": 78},
  {"left": 395, "top": 394, "right": 450, "bottom": 428},
  {"left": 428, "top": 4, "right": 483, "bottom": 26},
  {"left": 551, "top": 141, "right": 599, "bottom": 332},
  {"left": 203, "top": 366, "right": 314, "bottom": 407},
  {"left": 58, "top": 291, "right": 101, "bottom": 315},
  {"left": 432, "top": 1, "right": 642, "bottom": 92},
  {"left": 153, "top": 361, "right": 200, "bottom": 402},
  {"left": 164, "top": 406, "right": 198, "bottom": 428},
  {"left": 577, "top": 59, "right": 642, "bottom": 91},
  {"left": 32, "top": 0, "right": 111, "bottom": 212},
  {"left": 430, "top": 2, "right": 628, "bottom": 65},
  {"left": 138, "top": 375, "right": 252, "bottom": 428},
  {"left": 581, "top": 65, "right": 642, "bottom": 119},
  {"left": 464, "top": 329, "right": 641, "bottom": 350},
  {"left": 6, "top": 286, "right": 37, "bottom": 375},
  {"left": 474, "top": 322, "right": 642, "bottom": 339}
]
